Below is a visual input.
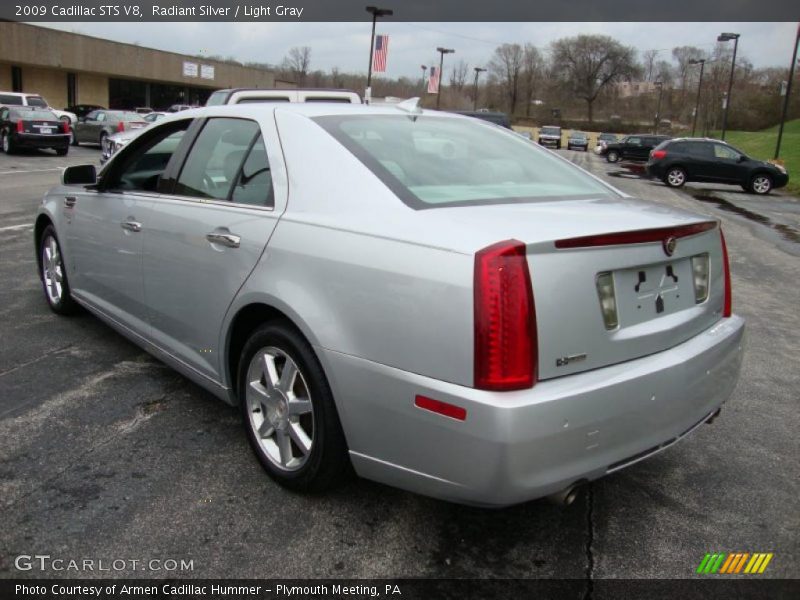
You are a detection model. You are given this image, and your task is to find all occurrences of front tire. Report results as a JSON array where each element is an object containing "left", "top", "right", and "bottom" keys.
[
  {"left": 607, "top": 150, "right": 620, "bottom": 163},
  {"left": 39, "top": 225, "right": 78, "bottom": 315},
  {"left": 749, "top": 173, "right": 773, "bottom": 195},
  {"left": 239, "top": 322, "right": 350, "bottom": 492},
  {"left": 664, "top": 167, "right": 687, "bottom": 188}
]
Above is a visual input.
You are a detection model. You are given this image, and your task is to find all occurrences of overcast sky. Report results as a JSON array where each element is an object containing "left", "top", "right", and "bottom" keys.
[{"left": 40, "top": 22, "right": 798, "bottom": 79}]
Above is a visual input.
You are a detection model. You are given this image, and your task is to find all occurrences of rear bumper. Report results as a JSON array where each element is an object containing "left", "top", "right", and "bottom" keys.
[
  {"left": 13, "top": 133, "right": 69, "bottom": 149},
  {"left": 321, "top": 315, "right": 745, "bottom": 507},
  {"left": 538, "top": 137, "right": 560, "bottom": 147}
]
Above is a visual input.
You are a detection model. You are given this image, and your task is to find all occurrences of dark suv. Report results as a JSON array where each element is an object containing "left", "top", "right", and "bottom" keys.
[
  {"left": 646, "top": 138, "right": 789, "bottom": 195},
  {"left": 604, "top": 134, "right": 671, "bottom": 163}
]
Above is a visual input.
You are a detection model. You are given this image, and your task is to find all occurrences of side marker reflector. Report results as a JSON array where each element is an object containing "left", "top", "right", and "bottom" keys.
[{"left": 414, "top": 395, "right": 467, "bottom": 421}]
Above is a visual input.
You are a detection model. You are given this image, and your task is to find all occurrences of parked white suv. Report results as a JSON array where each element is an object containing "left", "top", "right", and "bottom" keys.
[
  {"left": 0, "top": 91, "right": 77, "bottom": 125},
  {"left": 205, "top": 88, "right": 362, "bottom": 106}
]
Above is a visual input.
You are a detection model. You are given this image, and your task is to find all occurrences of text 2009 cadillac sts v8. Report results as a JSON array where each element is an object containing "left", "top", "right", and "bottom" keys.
[{"left": 35, "top": 101, "right": 744, "bottom": 507}]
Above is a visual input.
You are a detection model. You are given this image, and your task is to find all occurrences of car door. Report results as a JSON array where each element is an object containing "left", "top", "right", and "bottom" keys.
[
  {"left": 79, "top": 110, "right": 105, "bottom": 143},
  {"left": 622, "top": 137, "right": 642, "bottom": 160},
  {"left": 682, "top": 142, "right": 716, "bottom": 181},
  {"left": 140, "top": 115, "right": 286, "bottom": 382},
  {"left": 64, "top": 119, "right": 191, "bottom": 337},
  {"left": 710, "top": 143, "right": 744, "bottom": 183}
]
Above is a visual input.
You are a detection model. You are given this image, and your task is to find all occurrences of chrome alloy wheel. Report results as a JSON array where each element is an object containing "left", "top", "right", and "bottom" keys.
[
  {"left": 245, "top": 347, "right": 314, "bottom": 471},
  {"left": 42, "top": 234, "right": 64, "bottom": 305},
  {"left": 667, "top": 169, "right": 686, "bottom": 186},
  {"left": 752, "top": 175, "right": 771, "bottom": 194}
]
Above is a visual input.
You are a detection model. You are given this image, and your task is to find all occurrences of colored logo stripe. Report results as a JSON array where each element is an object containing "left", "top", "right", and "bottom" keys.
[{"left": 698, "top": 552, "right": 773, "bottom": 574}]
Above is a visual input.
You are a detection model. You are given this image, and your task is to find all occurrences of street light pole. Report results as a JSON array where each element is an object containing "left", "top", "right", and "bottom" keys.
[
  {"left": 365, "top": 6, "right": 393, "bottom": 99},
  {"left": 718, "top": 32, "right": 740, "bottom": 140},
  {"left": 435, "top": 47, "right": 454, "bottom": 110},
  {"left": 775, "top": 23, "right": 800, "bottom": 160},
  {"left": 421, "top": 65, "right": 427, "bottom": 90},
  {"left": 689, "top": 59, "right": 706, "bottom": 137},
  {"left": 472, "top": 67, "right": 486, "bottom": 110},
  {"left": 653, "top": 81, "right": 664, "bottom": 134}
]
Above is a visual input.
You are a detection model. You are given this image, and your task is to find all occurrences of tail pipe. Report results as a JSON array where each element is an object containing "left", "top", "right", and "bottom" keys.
[{"left": 546, "top": 480, "right": 587, "bottom": 506}]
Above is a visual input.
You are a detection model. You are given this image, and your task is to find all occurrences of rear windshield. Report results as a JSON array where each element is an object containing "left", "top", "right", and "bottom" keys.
[
  {"left": 314, "top": 115, "right": 614, "bottom": 209},
  {"left": 571, "top": 132, "right": 587, "bottom": 138},
  {"left": 236, "top": 97, "right": 291, "bottom": 103},
  {"left": 541, "top": 127, "right": 561, "bottom": 136},
  {"left": 14, "top": 109, "right": 57, "bottom": 120}
]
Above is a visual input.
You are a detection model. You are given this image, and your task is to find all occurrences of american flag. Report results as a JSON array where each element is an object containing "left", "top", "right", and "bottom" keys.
[
  {"left": 427, "top": 66, "right": 440, "bottom": 94},
  {"left": 372, "top": 34, "right": 389, "bottom": 72}
]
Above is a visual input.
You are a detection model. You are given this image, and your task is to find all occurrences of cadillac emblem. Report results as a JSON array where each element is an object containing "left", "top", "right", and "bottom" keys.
[{"left": 663, "top": 236, "right": 677, "bottom": 256}]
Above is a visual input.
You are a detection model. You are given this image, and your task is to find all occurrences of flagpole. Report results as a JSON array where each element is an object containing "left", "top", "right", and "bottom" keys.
[
  {"left": 365, "top": 6, "right": 393, "bottom": 100},
  {"left": 435, "top": 47, "right": 455, "bottom": 110}
]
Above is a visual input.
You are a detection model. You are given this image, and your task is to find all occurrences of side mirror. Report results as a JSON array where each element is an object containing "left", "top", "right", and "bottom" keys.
[
  {"left": 62, "top": 164, "right": 97, "bottom": 186},
  {"left": 737, "top": 154, "right": 746, "bottom": 163}
]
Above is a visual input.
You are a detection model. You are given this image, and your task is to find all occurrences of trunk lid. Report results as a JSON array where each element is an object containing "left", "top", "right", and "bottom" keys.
[
  {"left": 21, "top": 119, "right": 61, "bottom": 135},
  {"left": 426, "top": 197, "right": 726, "bottom": 380}
]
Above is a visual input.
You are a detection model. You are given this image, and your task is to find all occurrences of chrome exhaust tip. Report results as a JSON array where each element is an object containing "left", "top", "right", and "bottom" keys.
[{"left": 546, "top": 481, "right": 585, "bottom": 506}]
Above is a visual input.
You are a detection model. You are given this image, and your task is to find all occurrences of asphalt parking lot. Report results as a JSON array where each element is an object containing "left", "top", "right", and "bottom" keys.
[{"left": 0, "top": 143, "right": 798, "bottom": 581}]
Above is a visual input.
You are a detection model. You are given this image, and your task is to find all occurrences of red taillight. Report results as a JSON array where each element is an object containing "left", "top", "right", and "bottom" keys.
[
  {"left": 414, "top": 395, "right": 467, "bottom": 421},
  {"left": 61, "top": 120, "right": 70, "bottom": 134},
  {"left": 651, "top": 149, "right": 667, "bottom": 160},
  {"left": 16, "top": 120, "right": 24, "bottom": 133},
  {"left": 720, "top": 229, "right": 732, "bottom": 317},
  {"left": 474, "top": 240, "right": 537, "bottom": 391},
  {"left": 116, "top": 121, "right": 125, "bottom": 132}
]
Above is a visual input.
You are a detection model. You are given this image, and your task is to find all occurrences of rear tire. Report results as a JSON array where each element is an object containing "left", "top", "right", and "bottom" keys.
[
  {"left": 39, "top": 225, "right": 78, "bottom": 315},
  {"left": 664, "top": 167, "right": 687, "bottom": 188},
  {"left": 749, "top": 173, "right": 773, "bottom": 195},
  {"left": 607, "top": 150, "right": 620, "bottom": 163},
  {"left": 2, "top": 131, "right": 15, "bottom": 154},
  {"left": 56, "top": 147, "right": 68, "bottom": 156},
  {"left": 72, "top": 131, "right": 79, "bottom": 146},
  {"left": 99, "top": 131, "right": 107, "bottom": 148},
  {"left": 238, "top": 321, "right": 350, "bottom": 493}
]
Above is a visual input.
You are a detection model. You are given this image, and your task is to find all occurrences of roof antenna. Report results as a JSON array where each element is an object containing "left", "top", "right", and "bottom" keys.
[{"left": 396, "top": 97, "right": 422, "bottom": 115}]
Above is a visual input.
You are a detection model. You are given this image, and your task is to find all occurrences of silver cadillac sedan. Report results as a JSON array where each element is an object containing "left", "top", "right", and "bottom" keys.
[{"left": 34, "top": 102, "right": 744, "bottom": 507}]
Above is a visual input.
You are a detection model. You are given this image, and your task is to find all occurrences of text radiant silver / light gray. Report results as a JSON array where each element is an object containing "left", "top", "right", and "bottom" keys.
[{"left": 34, "top": 102, "right": 744, "bottom": 507}]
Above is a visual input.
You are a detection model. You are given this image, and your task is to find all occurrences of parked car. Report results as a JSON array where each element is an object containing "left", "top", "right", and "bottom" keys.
[
  {"left": 604, "top": 134, "right": 671, "bottom": 163},
  {"left": 452, "top": 110, "right": 511, "bottom": 129},
  {"left": 594, "top": 132, "right": 619, "bottom": 154},
  {"left": 64, "top": 104, "right": 105, "bottom": 120},
  {"left": 646, "top": 138, "right": 789, "bottom": 195},
  {"left": 0, "top": 91, "right": 77, "bottom": 125},
  {"left": 566, "top": 131, "right": 589, "bottom": 151},
  {"left": 100, "top": 112, "right": 167, "bottom": 163},
  {"left": 538, "top": 125, "right": 562, "bottom": 149},
  {"left": 0, "top": 106, "right": 70, "bottom": 155},
  {"left": 72, "top": 110, "right": 148, "bottom": 147},
  {"left": 206, "top": 88, "right": 362, "bottom": 106},
  {"left": 135, "top": 107, "right": 154, "bottom": 114},
  {"left": 35, "top": 103, "right": 744, "bottom": 507},
  {"left": 166, "top": 104, "right": 197, "bottom": 112}
]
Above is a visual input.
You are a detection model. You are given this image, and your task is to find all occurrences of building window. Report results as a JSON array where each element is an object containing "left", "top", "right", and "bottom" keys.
[
  {"left": 67, "top": 73, "right": 77, "bottom": 107},
  {"left": 11, "top": 66, "right": 23, "bottom": 92}
]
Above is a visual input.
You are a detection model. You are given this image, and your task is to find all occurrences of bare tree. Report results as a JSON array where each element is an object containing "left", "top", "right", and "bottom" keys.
[
  {"left": 521, "top": 44, "right": 544, "bottom": 116},
  {"left": 550, "top": 34, "right": 638, "bottom": 123},
  {"left": 449, "top": 60, "right": 469, "bottom": 92},
  {"left": 642, "top": 49, "right": 659, "bottom": 82},
  {"left": 672, "top": 45, "right": 705, "bottom": 107},
  {"left": 282, "top": 46, "right": 312, "bottom": 85},
  {"left": 488, "top": 43, "right": 524, "bottom": 114}
]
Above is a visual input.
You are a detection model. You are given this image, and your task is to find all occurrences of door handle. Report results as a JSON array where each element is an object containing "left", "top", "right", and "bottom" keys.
[
  {"left": 121, "top": 220, "right": 142, "bottom": 233},
  {"left": 206, "top": 232, "right": 241, "bottom": 248},
  {"left": 64, "top": 196, "right": 77, "bottom": 208}
]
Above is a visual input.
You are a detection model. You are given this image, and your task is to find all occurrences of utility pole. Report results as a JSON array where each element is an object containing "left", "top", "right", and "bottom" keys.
[
  {"left": 420, "top": 65, "right": 427, "bottom": 90},
  {"left": 472, "top": 67, "right": 486, "bottom": 110},
  {"left": 653, "top": 81, "right": 664, "bottom": 134},
  {"left": 775, "top": 23, "right": 800, "bottom": 160},
  {"left": 365, "top": 6, "right": 393, "bottom": 100},
  {"left": 717, "top": 32, "right": 740, "bottom": 140},
  {"left": 435, "top": 47, "right": 454, "bottom": 109},
  {"left": 689, "top": 58, "right": 706, "bottom": 137}
]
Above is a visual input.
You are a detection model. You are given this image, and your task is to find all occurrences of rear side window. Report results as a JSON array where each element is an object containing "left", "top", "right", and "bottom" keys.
[
  {"left": 205, "top": 91, "right": 229, "bottom": 106},
  {"left": 627, "top": 137, "right": 642, "bottom": 146},
  {"left": 0, "top": 94, "right": 23, "bottom": 105},
  {"left": 236, "top": 97, "right": 291, "bottom": 104},
  {"left": 174, "top": 118, "right": 261, "bottom": 201},
  {"left": 685, "top": 142, "right": 713, "bottom": 157}
]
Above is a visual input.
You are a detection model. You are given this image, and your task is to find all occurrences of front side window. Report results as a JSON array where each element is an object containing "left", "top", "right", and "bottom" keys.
[
  {"left": 174, "top": 118, "right": 260, "bottom": 201},
  {"left": 26, "top": 96, "right": 47, "bottom": 108},
  {"left": 315, "top": 115, "right": 614, "bottom": 209},
  {"left": 714, "top": 144, "right": 740, "bottom": 160},
  {"left": 109, "top": 121, "right": 190, "bottom": 192}
]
